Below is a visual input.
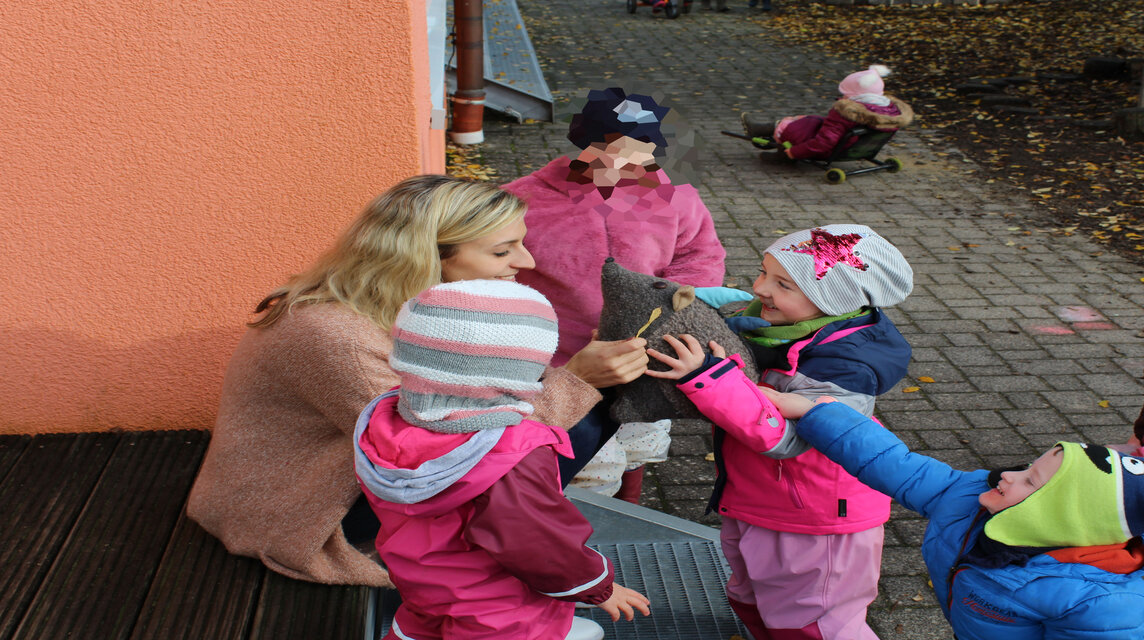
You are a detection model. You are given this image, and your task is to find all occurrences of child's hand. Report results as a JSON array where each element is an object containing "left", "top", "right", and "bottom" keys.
[
  {"left": 598, "top": 583, "right": 651, "bottom": 622},
  {"left": 645, "top": 334, "right": 725, "bottom": 380},
  {"left": 759, "top": 387, "right": 817, "bottom": 418}
]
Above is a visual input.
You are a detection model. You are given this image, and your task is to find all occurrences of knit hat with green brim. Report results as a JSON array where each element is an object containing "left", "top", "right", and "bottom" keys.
[{"left": 984, "top": 442, "right": 1144, "bottom": 548}]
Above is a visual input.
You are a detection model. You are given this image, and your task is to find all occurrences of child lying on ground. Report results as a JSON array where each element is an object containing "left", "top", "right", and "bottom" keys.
[
  {"left": 354, "top": 279, "right": 650, "bottom": 640},
  {"left": 763, "top": 390, "right": 1144, "bottom": 640}
]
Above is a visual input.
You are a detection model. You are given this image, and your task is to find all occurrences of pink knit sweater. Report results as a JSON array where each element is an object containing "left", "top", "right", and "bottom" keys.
[{"left": 504, "top": 157, "right": 726, "bottom": 365}]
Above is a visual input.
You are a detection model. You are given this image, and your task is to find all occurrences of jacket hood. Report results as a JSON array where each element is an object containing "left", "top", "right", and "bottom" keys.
[
  {"left": 355, "top": 391, "right": 504, "bottom": 506},
  {"left": 832, "top": 96, "right": 913, "bottom": 129},
  {"left": 788, "top": 309, "right": 911, "bottom": 396},
  {"left": 355, "top": 392, "right": 572, "bottom": 515}
]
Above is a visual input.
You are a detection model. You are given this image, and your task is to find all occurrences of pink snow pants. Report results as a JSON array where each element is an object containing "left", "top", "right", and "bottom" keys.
[{"left": 721, "top": 517, "right": 884, "bottom": 640}]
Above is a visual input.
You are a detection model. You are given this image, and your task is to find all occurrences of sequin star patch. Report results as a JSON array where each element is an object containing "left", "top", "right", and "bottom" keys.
[{"left": 783, "top": 228, "right": 868, "bottom": 280}]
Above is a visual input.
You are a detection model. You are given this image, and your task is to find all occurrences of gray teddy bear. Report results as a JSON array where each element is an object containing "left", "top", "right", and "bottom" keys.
[{"left": 596, "top": 258, "right": 759, "bottom": 423}]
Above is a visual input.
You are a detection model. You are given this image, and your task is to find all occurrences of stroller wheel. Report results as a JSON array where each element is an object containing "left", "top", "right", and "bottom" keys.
[
  {"left": 885, "top": 157, "right": 903, "bottom": 173},
  {"left": 665, "top": 1, "right": 681, "bottom": 17},
  {"left": 627, "top": 0, "right": 638, "bottom": 13},
  {"left": 825, "top": 168, "right": 847, "bottom": 184}
]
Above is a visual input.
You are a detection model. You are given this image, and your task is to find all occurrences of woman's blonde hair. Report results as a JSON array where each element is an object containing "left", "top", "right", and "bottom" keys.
[{"left": 250, "top": 175, "right": 527, "bottom": 331}]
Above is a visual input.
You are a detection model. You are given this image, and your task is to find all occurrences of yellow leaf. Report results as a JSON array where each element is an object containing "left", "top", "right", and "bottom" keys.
[
  {"left": 902, "top": 386, "right": 921, "bottom": 393},
  {"left": 1098, "top": 400, "right": 1110, "bottom": 408},
  {"left": 918, "top": 376, "right": 935, "bottom": 383},
  {"left": 705, "top": 452, "right": 716, "bottom": 462},
  {"left": 635, "top": 307, "right": 662, "bottom": 338}
]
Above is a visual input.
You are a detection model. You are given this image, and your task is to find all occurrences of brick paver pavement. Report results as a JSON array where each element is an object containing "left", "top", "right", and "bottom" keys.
[{"left": 474, "top": 2, "right": 1144, "bottom": 637}]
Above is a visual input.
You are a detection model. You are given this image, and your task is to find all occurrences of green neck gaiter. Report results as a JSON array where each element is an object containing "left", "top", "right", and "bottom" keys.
[{"left": 739, "top": 300, "right": 869, "bottom": 348}]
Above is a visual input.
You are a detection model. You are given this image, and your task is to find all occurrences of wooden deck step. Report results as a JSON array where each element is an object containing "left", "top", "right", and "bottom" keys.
[
  {"left": 10, "top": 431, "right": 207, "bottom": 640},
  {"left": 1, "top": 431, "right": 373, "bottom": 640},
  {"left": 1, "top": 432, "right": 120, "bottom": 640},
  {"left": 130, "top": 512, "right": 264, "bottom": 640}
]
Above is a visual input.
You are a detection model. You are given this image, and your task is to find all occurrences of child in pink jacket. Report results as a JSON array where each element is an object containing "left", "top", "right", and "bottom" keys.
[
  {"left": 354, "top": 280, "right": 649, "bottom": 640},
  {"left": 648, "top": 225, "right": 914, "bottom": 639},
  {"left": 740, "top": 65, "right": 914, "bottom": 161}
]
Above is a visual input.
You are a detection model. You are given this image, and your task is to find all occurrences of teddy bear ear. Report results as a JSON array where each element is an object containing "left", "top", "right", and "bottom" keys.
[{"left": 672, "top": 286, "right": 695, "bottom": 311}]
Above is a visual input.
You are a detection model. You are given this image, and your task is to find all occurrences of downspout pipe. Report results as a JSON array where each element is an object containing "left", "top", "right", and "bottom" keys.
[{"left": 451, "top": 0, "right": 484, "bottom": 144}]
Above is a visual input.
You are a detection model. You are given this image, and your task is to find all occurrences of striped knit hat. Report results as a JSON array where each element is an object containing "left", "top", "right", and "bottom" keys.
[
  {"left": 765, "top": 224, "right": 913, "bottom": 316},
  {"left": 389, "top": 280, "right": 559, "bottom": 434}
]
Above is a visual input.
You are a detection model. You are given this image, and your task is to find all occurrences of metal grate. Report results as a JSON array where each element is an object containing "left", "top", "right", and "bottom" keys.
[
  {"left": 578, "top": 542, "right": 746, "bottom": 640},
  {"left": 371, "top": 540, "right": 746, "bottom": 640}
]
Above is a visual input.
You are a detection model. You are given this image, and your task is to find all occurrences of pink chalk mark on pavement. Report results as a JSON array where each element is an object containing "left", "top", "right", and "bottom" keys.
[
  {"left": 1028, "top": 307, "right": 1117, "bottom": 334},
  {"left": 1029, "top": 324, "right": 1075, "bottom": 335},
  {"left": 1054, "top": 306, "right": 1105, "bottom": 323}
]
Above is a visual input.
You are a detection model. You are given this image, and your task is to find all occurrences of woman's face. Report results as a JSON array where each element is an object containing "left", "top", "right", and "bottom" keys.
[{"left": 440, "top": 218, "right": 535, "bottom": 283}]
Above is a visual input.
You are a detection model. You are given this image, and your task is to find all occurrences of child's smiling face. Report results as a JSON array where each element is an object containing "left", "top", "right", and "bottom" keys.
[
  {"left": 752, "top": 254, "right": 825, "bottom": 326},
  {"left": 978, "top": 446, "right": 1064, "bottom": 514}
]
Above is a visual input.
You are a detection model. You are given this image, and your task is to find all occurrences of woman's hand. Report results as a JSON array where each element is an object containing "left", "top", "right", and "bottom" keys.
[
  {"left": 597, "top": 583, "right": 651, "bottom": 622},
  {"left": 563, "top": 331, "right": 649, "bottom": 388},
  {"left": 645, "top": 334, "right": 725, "bottom": 380}
]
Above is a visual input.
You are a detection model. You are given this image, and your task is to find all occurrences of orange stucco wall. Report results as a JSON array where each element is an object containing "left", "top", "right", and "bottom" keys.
[{"left": 1, "top": 1, "right": 444, "bottom": 434}]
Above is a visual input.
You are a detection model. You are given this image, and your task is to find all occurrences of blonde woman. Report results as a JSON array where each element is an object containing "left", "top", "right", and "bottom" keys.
[{"left": 187, "top": 175, "right": 647, "bottom": 586}]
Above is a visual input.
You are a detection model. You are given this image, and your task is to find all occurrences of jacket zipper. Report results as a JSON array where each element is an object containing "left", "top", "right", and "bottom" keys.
[
  {"left": 947, "top": 508, "right": 989, "bottom": 610},
  {"left": 775, "top": 460, "right": 805, "bottom": 509}
]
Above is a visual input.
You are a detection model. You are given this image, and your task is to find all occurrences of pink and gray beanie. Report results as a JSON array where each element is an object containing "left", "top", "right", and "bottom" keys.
[
  {"left": 764, "top": 224, "right": 913, "bottom": 316},
  {"left": 838, "top": 64, "right": 891, "bottom": 98},
  {"left": 389, "top": 279, "right": 559, "bottom": 434}
]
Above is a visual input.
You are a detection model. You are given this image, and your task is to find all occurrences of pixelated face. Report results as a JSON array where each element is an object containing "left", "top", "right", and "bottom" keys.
[
  {"left": 979, "top": 446, "right": 1064, "bottom": 514},
  {"left": 440, "top": 218, "right": 535, "bottom": 283},
  {"left": 751, "top": 254, "right": 825, "bottom": 326},
  {"left": 575, "top": 135, "right": 658, "bottom": 187}
]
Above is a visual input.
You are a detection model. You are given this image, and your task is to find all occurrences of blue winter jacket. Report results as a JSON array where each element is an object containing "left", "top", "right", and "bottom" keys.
[{"left": 797, "top": 401, "right": 1144, "bottom": 639}]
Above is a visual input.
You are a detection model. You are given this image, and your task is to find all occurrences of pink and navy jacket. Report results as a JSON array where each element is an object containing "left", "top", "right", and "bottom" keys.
[
  {"left": 503, "top": 156, "right": 726, "bottom": 366},
  {"left": 776, "top": 96, "right": 914, "bottom": 161},
  {"left": 679, "top": 309, "right": 910, "bottom": 534},
  {"left": 354, "top": 392, "right": 613, "bottom": 640}
]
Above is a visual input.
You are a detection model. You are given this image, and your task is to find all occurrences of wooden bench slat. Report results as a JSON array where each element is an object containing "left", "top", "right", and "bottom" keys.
[
  {"left": 0, "top": 435, "right": 31, "bottom": 483},
  {"left": 11, "top": 431, "right": 207, "bottom": 640},
  {"left": 0, "top": 433, "right": 118, "bottom": 640},
  {"left": 130, "top": 511, "right": 265, "bottom": 640},
  {"left": 249, "top": 572, "right": 369, "bottom": 640}
]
